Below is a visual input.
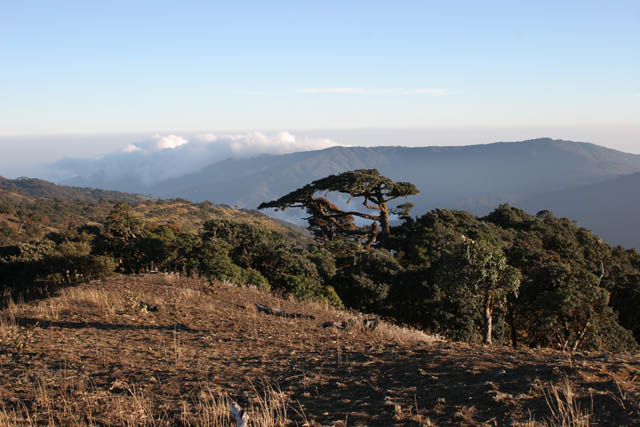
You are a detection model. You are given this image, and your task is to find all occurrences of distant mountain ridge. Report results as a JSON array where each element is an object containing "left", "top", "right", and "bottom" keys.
[
  {"left": 521, "top": 172, "right": 640, "bottom": 249},
  {"left": 149, "top": 138, "right": 640, "bottom": 208},
  {"left": 58, "top": 138, "right": 640, "bottom": 248}
]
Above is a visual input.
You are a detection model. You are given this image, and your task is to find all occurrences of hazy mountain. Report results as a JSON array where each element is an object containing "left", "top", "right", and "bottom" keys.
[
  {"left": 521, "top": 172, "right": 640, "bottom": 249},
  {"left": 149, "top": 137, "right": 640, "bottom": 213},
  {"left": 57, "top": 138, "right": 640, "bottom": 248}
]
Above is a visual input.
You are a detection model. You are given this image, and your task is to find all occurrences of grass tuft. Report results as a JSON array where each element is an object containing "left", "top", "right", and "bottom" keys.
[{"left": 543, "top": 378, "right": 592, "bottom": 427}]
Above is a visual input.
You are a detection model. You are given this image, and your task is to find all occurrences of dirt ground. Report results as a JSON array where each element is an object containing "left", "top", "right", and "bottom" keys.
[{"left": 1, "top": 274, "right": 639, "bottom": 426}]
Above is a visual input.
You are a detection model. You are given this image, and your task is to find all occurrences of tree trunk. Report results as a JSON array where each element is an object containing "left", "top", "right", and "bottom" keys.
[
  {"left": 509, "top": 306, "right": 517, "bottom": 347},
  {"left": 379, "top": 203, "right": 390, "bottom": 235},
  {"left": 364, "top": 222, "right": 378, "bottom": 251},
  {"left": 483, "top": 304, "right": 493, "bottom": 345}
]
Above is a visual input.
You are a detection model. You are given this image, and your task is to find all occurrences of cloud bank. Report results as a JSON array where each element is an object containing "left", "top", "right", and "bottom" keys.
[
  {"left": 296, "top": 87, "right": 449, "bottom": 95},
  {"left": 48, "top": 131, "right": 341, "bottom": 187}
]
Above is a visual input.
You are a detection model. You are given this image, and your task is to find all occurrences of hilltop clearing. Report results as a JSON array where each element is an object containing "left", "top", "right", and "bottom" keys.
[{"left": 1, "top": 275, "right": 639, "bottom": 426}]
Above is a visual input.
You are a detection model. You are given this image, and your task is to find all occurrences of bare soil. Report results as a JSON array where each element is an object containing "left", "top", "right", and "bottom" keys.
[{"left": 1, "top": 275, "right": 639, "bottom": 426}]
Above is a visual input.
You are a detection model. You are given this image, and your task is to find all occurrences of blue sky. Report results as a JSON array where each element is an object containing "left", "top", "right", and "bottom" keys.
[{"left": 0, "top": 1, "right": 639, "bottom": 176}]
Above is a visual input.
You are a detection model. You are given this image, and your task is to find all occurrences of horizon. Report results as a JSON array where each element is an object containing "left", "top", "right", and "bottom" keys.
[
  {"left": 2, "top": 130, "right": 640, "bottom": 181},
  {"left": 1, "top": 130, "right": 640, "bottom": 181}
]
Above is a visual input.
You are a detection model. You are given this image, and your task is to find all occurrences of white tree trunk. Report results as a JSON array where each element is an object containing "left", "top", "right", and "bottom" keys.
[{"left": 483, "top": 305, "right": 493, "bottom": 345}]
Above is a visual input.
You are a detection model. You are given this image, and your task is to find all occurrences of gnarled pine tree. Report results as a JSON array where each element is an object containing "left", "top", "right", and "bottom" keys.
[{"left": 258, "top": 169, "right": 419, "bottom": 249}]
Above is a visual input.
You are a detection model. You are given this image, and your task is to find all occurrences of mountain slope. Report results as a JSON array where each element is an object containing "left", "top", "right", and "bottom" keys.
[
  {"left": 521, "top": 172, "right": 640, "bottom": 249},
  {"left": 151, "top": 137, "right": 640, "bottom": 214},
  {"left": 0, "top": 176, "right": 144, "bottom": 202},
  {"left": 0, "top": 177, "right": 308, "bottom": 245}
]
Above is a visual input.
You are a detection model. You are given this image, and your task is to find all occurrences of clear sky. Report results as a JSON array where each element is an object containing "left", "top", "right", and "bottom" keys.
[{"left": 1, "top": 1, "right": 639, "bottom": 177}]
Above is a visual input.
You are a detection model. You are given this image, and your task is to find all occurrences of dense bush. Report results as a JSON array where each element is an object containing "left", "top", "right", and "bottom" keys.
[
  {"left": 383, "top": 205, "right": 640, "bottom": 352},
  {"left": 0, "top": 234, "right": 116, "bottom": 304},
  {"left": 333, "top": 249, "right": 402, "bottom": 314}
]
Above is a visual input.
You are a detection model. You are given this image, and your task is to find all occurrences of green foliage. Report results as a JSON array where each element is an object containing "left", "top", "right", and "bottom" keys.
[
  {"left": 200, "top": 217, "right": 328, "bottom": 296},
  {"left": 485, "top": 206, "right": 638, "bottom": 351},
  {"left": 241, "top": 267, "right": 271, "bottom": 290},
  {"left": 257, "top": 172, "right": 640, "bottom": 352},
  {"left": 0, "top": 232, "right": 116, "bottom": 304},
  {"left": 103, "top": 202, "right": 144, "bottom": 243},
  {"left": 307, "top": 246, "right": 337, "bottom": 283},
  {"left": 333, "top": 249, "right": 403, "bottom": 314},
  {"left": 199, "top": 247, "right": 248, "bottom": 283},
  {"left": 281, "top": 274, "right": 343, "bottom": 306},
  {"left": 439, "top": 239, "right": 521, "bottom": 344},
  {"left": 96, "top": 202, "right": 147, "bottom": 273},
  {"left": 382, "top": 205, "right": 640, "bottom": 352}
]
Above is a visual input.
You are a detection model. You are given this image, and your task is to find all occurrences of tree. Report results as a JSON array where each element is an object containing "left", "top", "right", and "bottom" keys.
[
  {"left": 487, "top": 205, "right": 638, "bottom": 352},
  {"left": 258, "top": 169, "right": 419, "bottom": 249},
  {"left": 99, "top": 202, "right": 145, "bottom": 272},
  {"left": 197, "top": 216, "right": 341, "bottom": 303},
  {"left": 333, "top": 248, "right": 404, "bottom": 313},
  {"left": 443, "top": 239, "right": 521, "bottom": 345},
  {"left": 102, "top": 202, "right": 144, "bottom": 244}
]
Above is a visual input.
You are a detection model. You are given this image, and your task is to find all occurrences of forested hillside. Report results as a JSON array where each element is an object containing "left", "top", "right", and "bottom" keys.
[
  {"left": 0, "top": 178, "right": 335, "bottom": 306},
  {"left": 2, "top": 172, "right": 640, "bottom": 354},
  {"left": 0, "top": 177, "right": 304, "bottom": 245},
  {"left": 0, "top": 176, "right": 144, "bottom": 202}
]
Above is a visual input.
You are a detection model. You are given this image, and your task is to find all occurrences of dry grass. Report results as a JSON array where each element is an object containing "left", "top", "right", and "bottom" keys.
[
  {"left": 35, "top": 287, "right": 123, "bottom": 318},
  {"left": 0, "top": 293, "right": 23, "bottom": 353},
  {"left": 543, "top": 378, "right": 592, "bottom": 427},
  {"left": 515, "top": 378, "right": 594, "bottom": 427},
  {"left": 7, "top": 274, "right": 184, "bottom": 321},
  {"left": 0, "top": 382, "right": 292, "bottom": 427},
  {"left": 1, "top": 274, "right": 639, "bottom": 426},
  {"left": 0, "top": 289, "right": 18, "bottom": 327},
  {"left": 238, "top": 286, "right": 443, "bottom": 346},
  {"left": 367, "top": 317, "right": 442, "bottom": 345}
]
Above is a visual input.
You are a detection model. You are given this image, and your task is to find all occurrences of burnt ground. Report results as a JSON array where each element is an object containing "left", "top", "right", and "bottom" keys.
[{"left": 1, "top": 274, "right": 639, "bottom": 426}]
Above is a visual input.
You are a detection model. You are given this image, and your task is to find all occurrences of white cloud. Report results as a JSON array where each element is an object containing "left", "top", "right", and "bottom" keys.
[
  {"left": 49, "top": 132, "right": 343, "bottom": 187},
  {"left": 297, "top": 87, "right": 449, "bottom": 95},
  {"left": 221, "top": 131, "right": 339, "bottom": 158},
  {"left": 152, "top": 134, "right": 188, "bottom": 150}
]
